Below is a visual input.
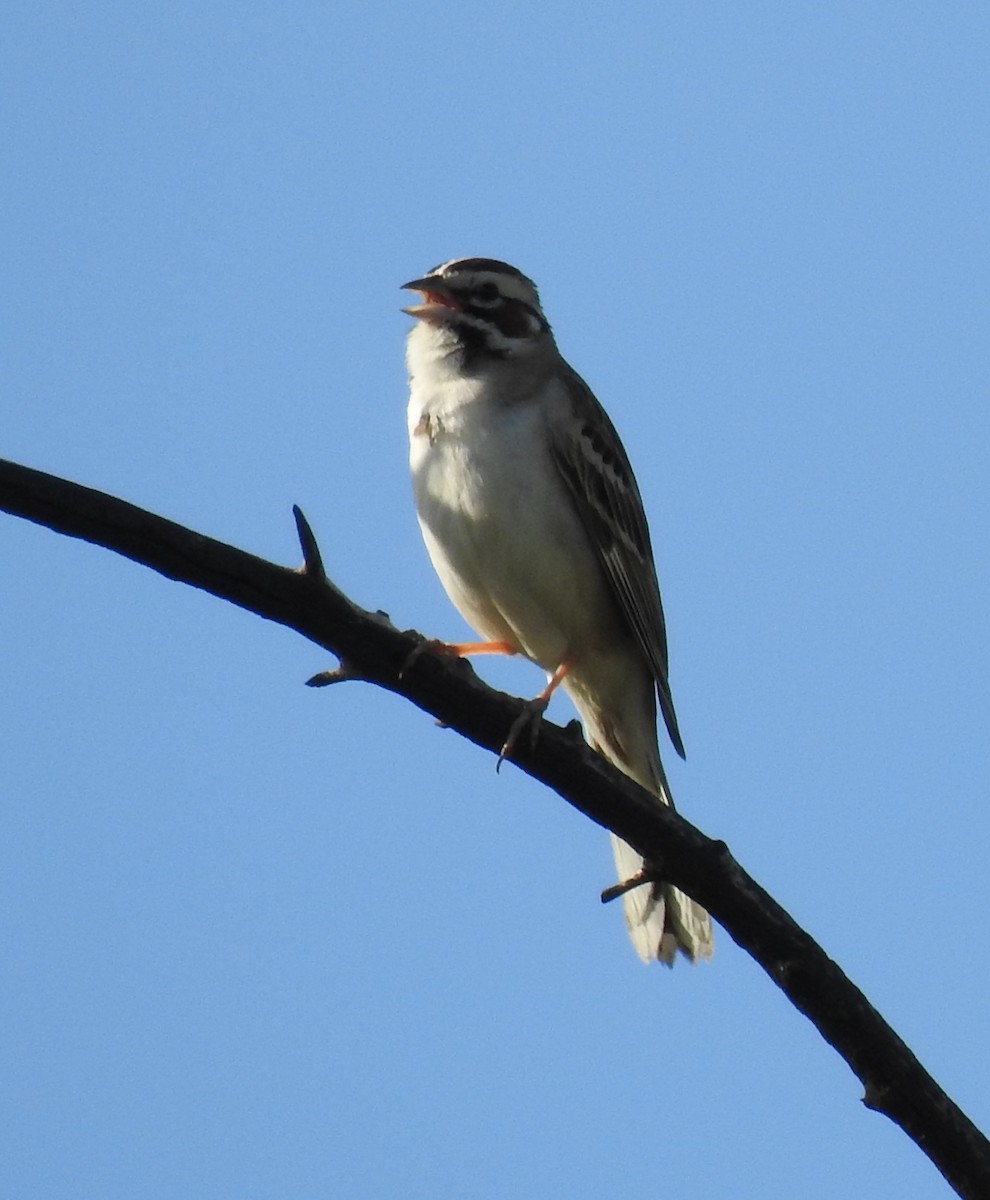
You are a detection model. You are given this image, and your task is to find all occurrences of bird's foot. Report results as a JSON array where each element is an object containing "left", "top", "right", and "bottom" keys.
[
  {"left": 497, "top": 694, "right": 551, "bottom": 770},
  {"left": 496, "top": 660, "right": 571, "bottom": 771}
]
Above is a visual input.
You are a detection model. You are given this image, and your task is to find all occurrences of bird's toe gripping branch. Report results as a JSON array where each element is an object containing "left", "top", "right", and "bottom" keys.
[{"left": 497, "top": 661, "right": 571, "bottom": 770}]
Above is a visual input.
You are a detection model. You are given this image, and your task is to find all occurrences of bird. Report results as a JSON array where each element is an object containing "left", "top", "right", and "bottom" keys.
[{"left": 402, "top": 257, "right": 712, "bottom": 965}]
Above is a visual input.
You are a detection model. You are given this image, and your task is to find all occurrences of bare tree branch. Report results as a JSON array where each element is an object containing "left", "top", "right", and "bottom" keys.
[{"left": 1, "top": 455, "right": 987, "bottom": 1199}]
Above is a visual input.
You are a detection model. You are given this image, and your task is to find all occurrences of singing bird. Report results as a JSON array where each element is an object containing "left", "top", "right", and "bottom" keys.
[{"left": 403, "top": 257, "right": 712, "bottom": 964}]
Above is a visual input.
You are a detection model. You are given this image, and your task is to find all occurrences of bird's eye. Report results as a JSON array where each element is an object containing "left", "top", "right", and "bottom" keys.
[{"left": 473, "top": 281, "right": 501, "bottom": 305}]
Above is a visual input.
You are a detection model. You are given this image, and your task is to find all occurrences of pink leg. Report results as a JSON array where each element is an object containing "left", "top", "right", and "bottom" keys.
[{"left": 428, "top": 639, "right": 518, "bottom": 658}]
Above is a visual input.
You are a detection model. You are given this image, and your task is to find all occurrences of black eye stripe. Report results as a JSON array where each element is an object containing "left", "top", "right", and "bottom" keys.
[
  {"left": 519, "top": 300, "right": 548, "bottom": 329},
  {"left": 458, "top": 295, "right": 549, "bottom": 336},
  {"left": 510, "top": 299, "right": 549, "bottom": 332}
]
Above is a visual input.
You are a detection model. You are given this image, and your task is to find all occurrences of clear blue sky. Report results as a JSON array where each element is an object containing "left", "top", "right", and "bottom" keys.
[{"left": 2, "top": 4, "right": 988, "bottom": 1197}]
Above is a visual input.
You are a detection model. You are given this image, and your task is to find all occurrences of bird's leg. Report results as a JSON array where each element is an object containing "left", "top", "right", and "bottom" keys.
[
  {"left": 497, "top": 661, "right": 571, "bottom": 769},
  {"left": 400, "top": 638, "right": 517, "bottom": 679},
  {"left": 432, "top": 640, "right": 518, "bottom": 658}
]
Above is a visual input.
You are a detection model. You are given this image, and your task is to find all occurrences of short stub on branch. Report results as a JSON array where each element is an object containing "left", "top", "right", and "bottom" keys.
[
  {"left": 601, "top": 866, "right": 662, "bottom": 905},
  {"left": 306, "top": 662, "right": 358, "bottom": 687},
  {"left": 292, "top": 504, "right": 327, "bottom": 582}
]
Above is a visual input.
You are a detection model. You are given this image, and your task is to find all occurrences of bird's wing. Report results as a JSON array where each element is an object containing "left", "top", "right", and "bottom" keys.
[{"left": 546, "top": 365, "right": 685, "bottom": 758}]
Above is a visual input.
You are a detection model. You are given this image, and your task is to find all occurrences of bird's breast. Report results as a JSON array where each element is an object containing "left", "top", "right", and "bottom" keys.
[{"left": 407, "top": 386, "right": 623, "bottom": 671}]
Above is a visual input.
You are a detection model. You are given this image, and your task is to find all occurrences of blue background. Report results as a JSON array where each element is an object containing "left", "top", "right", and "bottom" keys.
[{"left": 2, "top": 4, "right": 988, "bottom": 1197}]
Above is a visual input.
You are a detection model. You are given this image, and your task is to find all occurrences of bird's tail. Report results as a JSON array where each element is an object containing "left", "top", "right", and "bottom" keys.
[
  {"left": 609, "top": 828, "right": 712, "bottom": 966},
  {"left": 575, "top": 690, "right": 713, "bottom": 965}
]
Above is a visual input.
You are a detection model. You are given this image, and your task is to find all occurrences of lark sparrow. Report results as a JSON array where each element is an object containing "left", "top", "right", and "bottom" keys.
[{"left": 402, "top": 257, "right": 712, "bottom": 965}]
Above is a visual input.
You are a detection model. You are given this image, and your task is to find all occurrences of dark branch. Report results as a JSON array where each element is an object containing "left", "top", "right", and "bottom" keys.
[{"left": 1, "top": 455, "right": 988, "bottom": 1200}]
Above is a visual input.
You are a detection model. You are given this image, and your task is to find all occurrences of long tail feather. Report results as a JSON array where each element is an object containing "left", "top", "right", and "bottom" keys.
[{"left": 573, "top": 682, "right": 714, "bottom": 965}]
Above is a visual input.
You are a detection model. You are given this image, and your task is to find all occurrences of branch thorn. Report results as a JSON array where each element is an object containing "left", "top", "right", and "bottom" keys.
[{"left": 292, "top": 504, "right": 327, "bottom": 582}]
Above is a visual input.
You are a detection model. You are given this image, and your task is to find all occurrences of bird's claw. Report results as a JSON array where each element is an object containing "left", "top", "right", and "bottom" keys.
[
  {"left": 496, "top": 696, "right": 550, "bottom": 771},
  {"left": 400, "top": 638, "right": 438, "bottom": 679},
  {"left": 399, "top": 637, "right": 469, "bottom": 680}
]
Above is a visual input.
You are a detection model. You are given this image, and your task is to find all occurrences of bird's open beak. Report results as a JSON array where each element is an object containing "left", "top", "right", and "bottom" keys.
[{"left": 401, "top": 277, "right": 462, "bottom": 321}]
